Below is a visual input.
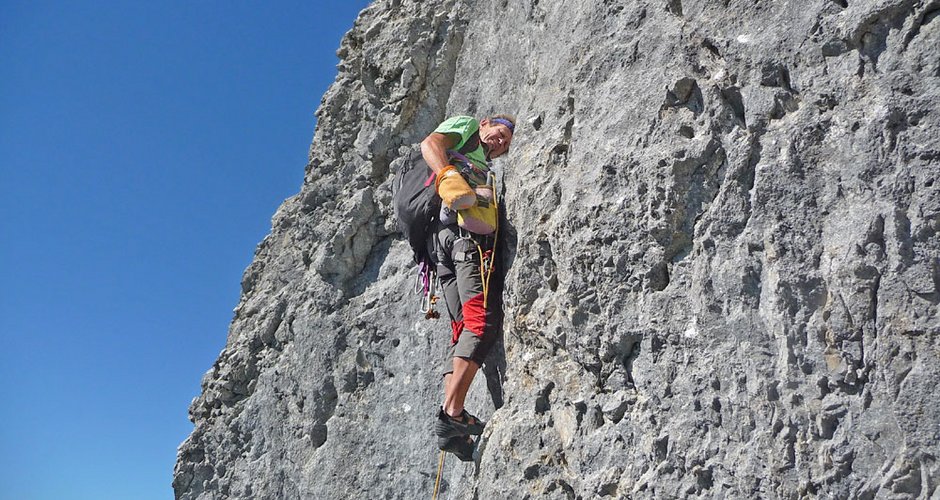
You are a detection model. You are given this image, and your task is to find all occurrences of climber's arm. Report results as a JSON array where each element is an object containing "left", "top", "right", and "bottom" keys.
[
  {"left": 420, "top": 131, "right": 475, "bottom": 210},
  {"left": 420, "top": 132, "right": 460, "bottom": 174}
]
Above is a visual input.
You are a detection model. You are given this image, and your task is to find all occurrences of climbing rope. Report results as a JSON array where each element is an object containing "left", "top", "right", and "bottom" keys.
[
  {"left": 478, "top": 173, "right": 499, "bottom": 308},
  {"left": 432, "top": 450, "right": 445, "bottom": 500}
]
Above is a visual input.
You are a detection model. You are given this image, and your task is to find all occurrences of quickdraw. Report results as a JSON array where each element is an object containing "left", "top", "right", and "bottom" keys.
[
  {"left": 478, "top": 246, "right": 495, "bottom": 307},
  {"left": 416, "top": 259, "right": 440, "bottom": 319}
]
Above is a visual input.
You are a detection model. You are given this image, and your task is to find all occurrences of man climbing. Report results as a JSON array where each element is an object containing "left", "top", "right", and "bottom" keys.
[{"left": 421, "top": 114, "right": 515, "bottom": 461}]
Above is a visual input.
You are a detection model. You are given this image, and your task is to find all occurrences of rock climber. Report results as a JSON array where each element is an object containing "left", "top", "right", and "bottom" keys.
[{"left": 420, "top": 114, "right": 515, "bottom": 461}]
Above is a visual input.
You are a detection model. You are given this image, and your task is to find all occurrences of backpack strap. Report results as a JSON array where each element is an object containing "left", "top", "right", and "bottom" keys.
[{"left": 457, "top": 127, "right": 481, "bottom": 155}]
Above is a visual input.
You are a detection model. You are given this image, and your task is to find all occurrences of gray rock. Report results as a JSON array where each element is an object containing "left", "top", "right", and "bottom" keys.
[{"left": 175, "top": 0, "right": 940, "bottom": 498}]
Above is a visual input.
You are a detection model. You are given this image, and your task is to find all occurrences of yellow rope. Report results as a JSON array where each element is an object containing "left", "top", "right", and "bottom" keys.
[
  {"left": 479, "top": 177, "right": 499, "bottom": 309},
  {"left": 432, "top": 450, "right": 445, "bottom": 500}
]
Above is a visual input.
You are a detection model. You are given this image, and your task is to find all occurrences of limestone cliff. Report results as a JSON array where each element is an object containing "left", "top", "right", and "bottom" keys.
[{"left": 174, "top": 0, "right": 940, "bottom": 498}]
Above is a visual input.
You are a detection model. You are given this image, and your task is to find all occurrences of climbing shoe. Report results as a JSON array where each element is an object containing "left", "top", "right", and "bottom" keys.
[
  {"left": 434, "top": 408, "right": 485, "bottom": 438},
  {"left": 438, "top": 434, "right": 476, "bottom": 462}
]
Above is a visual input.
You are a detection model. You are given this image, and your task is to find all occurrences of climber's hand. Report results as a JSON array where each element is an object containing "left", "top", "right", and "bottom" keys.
[{"left": 435, "top": 166, "right": 476, "bottom": 210}]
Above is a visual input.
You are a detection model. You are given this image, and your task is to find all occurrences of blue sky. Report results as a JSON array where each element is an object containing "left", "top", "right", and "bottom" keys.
[{"left": 0, "top": 1, "right": 371, "bottom": 498}]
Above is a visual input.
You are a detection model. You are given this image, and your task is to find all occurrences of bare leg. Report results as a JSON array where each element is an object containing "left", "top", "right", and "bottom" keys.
[{"left": 443, "top": 356, "right": 480, "bottom": 417}]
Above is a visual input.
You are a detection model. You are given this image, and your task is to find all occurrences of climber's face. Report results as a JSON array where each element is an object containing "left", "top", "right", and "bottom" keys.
[{"left": 480, "top": 120, "right": 513, "bottom": 159}]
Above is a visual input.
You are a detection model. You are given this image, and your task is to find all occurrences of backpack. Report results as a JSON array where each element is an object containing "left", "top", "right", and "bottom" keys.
[{"left": 393, "top": 129, "right": 481, "bottom": 265}]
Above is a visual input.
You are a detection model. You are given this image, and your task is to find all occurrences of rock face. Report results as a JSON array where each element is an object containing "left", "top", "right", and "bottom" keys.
[{"left": 174, "top": 0, "right": 940, "bottom": 498}]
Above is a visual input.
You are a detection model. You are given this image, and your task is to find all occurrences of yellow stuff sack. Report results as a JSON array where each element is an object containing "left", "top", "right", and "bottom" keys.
[{"left": 457, "top": 174, "right": 497, "bottom": 235}]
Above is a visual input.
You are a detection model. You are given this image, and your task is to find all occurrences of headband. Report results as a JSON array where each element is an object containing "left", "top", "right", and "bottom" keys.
[{"left": 490, "top": 118, "right": 515, "bottom": 133}]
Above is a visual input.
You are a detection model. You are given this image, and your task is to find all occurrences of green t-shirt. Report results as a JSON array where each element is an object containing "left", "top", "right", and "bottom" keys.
[{"left": 433, "top": 115, "right": 489, "bottom": 173}]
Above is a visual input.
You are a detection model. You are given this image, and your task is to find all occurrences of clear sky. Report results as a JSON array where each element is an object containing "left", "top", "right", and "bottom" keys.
[{"left": 0, "top": 1, "right": 371, "bottom": 498}]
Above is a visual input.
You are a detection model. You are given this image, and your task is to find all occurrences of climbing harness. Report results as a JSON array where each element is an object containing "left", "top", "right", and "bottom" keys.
[
  {"left": 448, "top": 149, "right": 487, "bottom": 179},
  {"left": 432, "top": 450, "right": 445, "bottom": 500}
]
